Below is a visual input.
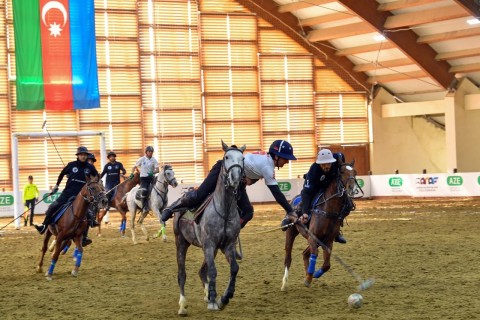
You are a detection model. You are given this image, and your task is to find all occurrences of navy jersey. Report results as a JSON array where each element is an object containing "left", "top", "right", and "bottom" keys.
[
  {"left": 56, "top": 160, "right": 99, "bottom": 198},
  {"left": 301, "top": 162, "right": 339, "bottom": 214},
  {"left": 101, "top": 161, "right": 126, "bottom": 189}
]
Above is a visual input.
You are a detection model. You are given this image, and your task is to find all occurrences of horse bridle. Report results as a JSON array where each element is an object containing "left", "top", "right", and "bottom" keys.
[
  {"left": 153, "top": 166, "right": 176, "bottom": 204},
  {"left": 337, "top": 163, "right": 364, "bottom": 199},
  {"left": 81, "top": 180, "right": 106, "bottom": 204},
  {"left": 221, "top": 148, "right": 245, "bottom": 191}
]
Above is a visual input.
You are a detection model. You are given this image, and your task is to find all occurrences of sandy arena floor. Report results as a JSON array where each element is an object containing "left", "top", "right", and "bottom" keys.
[{"left": 1, "top": 199, "right": 479, "bottom": 320}]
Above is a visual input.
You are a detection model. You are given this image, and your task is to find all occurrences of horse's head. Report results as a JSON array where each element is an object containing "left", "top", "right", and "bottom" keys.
[
  {"left": 83, "top": 175, "right": 109, "bottom": 209},
  {"left": 338, "top": 159, "right": 357, "bottom": 198},
  {"left": 161, "top": 164, "right": 178, "bottom": 188},
  {"left": 221, "top": 140, "right": 246, "bottom": 190}
]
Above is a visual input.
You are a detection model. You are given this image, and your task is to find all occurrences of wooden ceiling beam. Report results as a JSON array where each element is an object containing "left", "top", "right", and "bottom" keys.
[
  {"left": 335, "top": 41, "right": 397, "bottom": 56},
  {"left": 417, "top": 27, "right": 480, "bottom": 44},
  {"left": 278, "top": 0, "right": 335, "bottom": 13},
  {"left": 378, "top": 0, "right": 443, "bottom": 12},
  {"left": 353, "top": 58, "right": 413, "bottom": 72},
  {"left": 235, "top": 0, "right": 369, "bottom": 91},
  {"left": 367, "top": 70, "right": 427, "bottom": 84},
  {"left": 338, "top": 0, "right": 454, "bottom": 88},
  {"left": 450, "top": 63, "right": 480, "bottom": 73},
  {"left": 299, "top": 12, "right": 353, "bottom": 27},
  {"left": 307, "top": 22, "right": 373, "bottom": 42},
  {"left": 452, "top": 0, "right": 480, "bottom": 17},
  {"left": 384, "top": 5, "right": 469, "bottom": 29},
  {"left": 436, "top": 47, "right": 480, "bottom": 61}
]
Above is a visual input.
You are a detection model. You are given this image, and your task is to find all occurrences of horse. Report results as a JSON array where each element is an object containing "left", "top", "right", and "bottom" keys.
[
  {"left": 37, "top": 175, "right": 108, "bottom": 280},
  {"left": 125, "top": 165, "right": 178, "bottom": 244},
  {"left": 174, "top": 141, "right": 245, "bottom": 315},
  {"left": 281, "top": 160, "right": 357, "bottom": 291},
  {"left": 97, "top": 172, "right": 140, "bottom": 237}
]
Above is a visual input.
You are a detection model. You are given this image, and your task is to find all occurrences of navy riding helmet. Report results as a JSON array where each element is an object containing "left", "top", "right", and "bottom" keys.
[{"left": 269, "top": 140, "right": 297, "bottom": 160}]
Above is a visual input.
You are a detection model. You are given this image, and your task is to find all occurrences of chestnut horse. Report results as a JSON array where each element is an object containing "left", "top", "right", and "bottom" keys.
[
  {"left": 281, "top": 160, "right": 357, "bottom": 291},
  {"left": 37, "top": 175, "right": 108, "bottom": 280},
  {"left": 97, "top": 172, "right": 140, "bottom": 237}
]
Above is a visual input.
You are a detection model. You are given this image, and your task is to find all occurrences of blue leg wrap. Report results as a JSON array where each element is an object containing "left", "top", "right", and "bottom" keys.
[
  {"left": 62, "top": 245, "right": 70, "bottom": 254},
  {"left": 313, "top": 268, "right": 325, "bottom": 279},
  {"left": 307, "top": 254, "right": 317, "bottom": 274},
  {"left": 73, "top": 247, "right": 79, "bottom": 258},
  {"left": 120, "top": 220, "right": 126, "bottom": 231},
  {"left": 48, "top": 260, "right": 57, "bottom": 275},
  {"left": 75, "top": 252, "right": 83, "bottom": 267}
]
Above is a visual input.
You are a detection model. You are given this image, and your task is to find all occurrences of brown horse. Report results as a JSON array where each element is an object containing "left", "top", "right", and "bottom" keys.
[
  {"left": 97, "top": 172, "right": 140, "bottom": 237},
  {"left": 281, "top": 160, "right": 357, "bottom": 291},
  {"left": 37, "top": 175, "right": 108, "bottom": 280}
]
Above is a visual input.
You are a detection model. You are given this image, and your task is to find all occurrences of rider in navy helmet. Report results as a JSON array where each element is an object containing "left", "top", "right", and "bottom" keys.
[{"left": 269, "top": 140, "right": 297, "bottom": 164}]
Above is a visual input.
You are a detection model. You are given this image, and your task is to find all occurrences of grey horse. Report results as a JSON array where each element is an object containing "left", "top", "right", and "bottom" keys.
[
  {"left": 174, "top": 141, "right": 245, "bottom": 315},
  {"left": 126, "top": 165, "right": 178, "bottom": 244}
]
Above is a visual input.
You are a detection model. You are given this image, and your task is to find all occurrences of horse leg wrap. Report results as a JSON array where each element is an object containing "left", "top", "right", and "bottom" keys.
[
  {"left": 313, "top": 268, "right": 325, "bottom": 279},
  {"left": 73, "top": 247, "right": 79, "bottom": 258},
  {"left": 48, "top": 260, "right": 57, "bottom": 275},
  {"left": 62, "top": 245, "right": 70, "bottom": 254},
  {"left": 75, "top": 252, "right": 83, "bottom": 267},
  {"left": 307, "top": 254, "right": 317, "bottom": 275}
]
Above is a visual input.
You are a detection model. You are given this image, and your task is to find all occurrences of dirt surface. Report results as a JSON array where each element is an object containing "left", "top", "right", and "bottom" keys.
[{"left": 1, "top": 199, "right": 479, "bottom": 320}]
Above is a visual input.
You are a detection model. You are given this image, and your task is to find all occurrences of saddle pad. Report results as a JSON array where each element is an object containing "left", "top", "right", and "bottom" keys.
[{"left": 53, "top": 203, "right": 71, "bottom": 224}]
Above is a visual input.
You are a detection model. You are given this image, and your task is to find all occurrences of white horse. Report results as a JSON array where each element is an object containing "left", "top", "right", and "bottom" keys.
[{"left": 125, "top": 165, "right": 178, "bottom": 244}]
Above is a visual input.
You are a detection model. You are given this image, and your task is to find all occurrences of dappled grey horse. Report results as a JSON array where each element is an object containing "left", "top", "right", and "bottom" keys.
[
  {"left": 174, "top": 141, "right": 245, "bottom": 315},
  {"left": 126, "top": 165, "right": 178, "bottom": 244}
]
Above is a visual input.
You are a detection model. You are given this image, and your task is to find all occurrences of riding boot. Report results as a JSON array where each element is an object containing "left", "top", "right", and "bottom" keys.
[
  {"left": 142, "top": 198, "right": 149, "bottom": 214},
  {"left": 82, "top": 227, "right": 92, "bottom": 247},
  {"left": 87, "top": 206, "right": 99, "bottom": 228},
  {"left": 34, "top": 208, "right": 54, "bottom": 234},
  {"left": 161, "top": 191, "right": 198, "bottom": 223},
  {"left": 335, "top": 230, "right": 347, "bottom": 244}
]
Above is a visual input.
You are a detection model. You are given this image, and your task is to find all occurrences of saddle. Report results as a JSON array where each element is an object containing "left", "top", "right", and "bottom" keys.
[
  {"left": 52, "top": 196, "right": 76, "bottom": 224},
  {"left": 179, "top": 193, "right": 214, "bottom": 224},
  {"left": 135, "top": 179, "right": 155, "bottom": 201}
]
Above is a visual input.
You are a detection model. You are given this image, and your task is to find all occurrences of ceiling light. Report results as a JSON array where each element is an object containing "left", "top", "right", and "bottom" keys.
[
  {"left": 373, "top": 33, "right": 386, "bottom": 41},
  {"left": 466, "top": 18, "right": 480, "bottom": 25}
]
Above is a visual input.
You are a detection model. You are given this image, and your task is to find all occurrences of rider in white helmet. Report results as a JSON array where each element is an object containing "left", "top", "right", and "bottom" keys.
[{"left": 283, "top": 149, "right": 350, "bottom": 243}]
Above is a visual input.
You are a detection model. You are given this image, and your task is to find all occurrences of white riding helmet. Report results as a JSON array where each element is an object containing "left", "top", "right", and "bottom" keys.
[{"left": 316, "top": 149, "right": 336, "bottom": 164}]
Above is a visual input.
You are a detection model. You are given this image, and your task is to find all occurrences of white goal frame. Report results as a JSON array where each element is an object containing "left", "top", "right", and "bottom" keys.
[{"left": 11, "top": 131, "right": 106, "bottom": 228}]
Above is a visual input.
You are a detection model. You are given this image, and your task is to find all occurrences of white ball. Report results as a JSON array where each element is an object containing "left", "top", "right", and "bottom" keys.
[{"left": 347, "top": 293, "right": 363, "bottom": 308}]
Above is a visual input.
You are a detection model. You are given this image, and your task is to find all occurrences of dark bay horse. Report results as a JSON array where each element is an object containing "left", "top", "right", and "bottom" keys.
[
  {"left": 281, "top": 160, "right": 357, "bottom": 291},
  {"left": 97, "top": 172, "right": 140, "bottom": 237},
  {"left": 37, "top": 175, "right": 108, "bottom": 280},
  {"left": 174, "top": 141, "right": 245, "bottom": 315}
]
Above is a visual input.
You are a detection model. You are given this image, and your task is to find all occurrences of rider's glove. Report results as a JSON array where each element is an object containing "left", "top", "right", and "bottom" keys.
[
  {"left": 148, "top": 172, "right": 154, "bottom": 177},
  {"left": 129, "top": 173, "right": 134, "bottom": 179},
  {"left": 51, "top": 185, "right": 59, "bottom": 195}
]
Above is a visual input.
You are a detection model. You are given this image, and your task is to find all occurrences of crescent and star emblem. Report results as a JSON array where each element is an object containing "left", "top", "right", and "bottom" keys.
[{"left": 41, "top": 1, "right": 68, "bottom": 38}]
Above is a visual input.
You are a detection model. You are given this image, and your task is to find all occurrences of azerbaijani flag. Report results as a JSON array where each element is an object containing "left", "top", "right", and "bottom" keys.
[{"left": 13, "top": 0, "right": 100, "bottom": 111}]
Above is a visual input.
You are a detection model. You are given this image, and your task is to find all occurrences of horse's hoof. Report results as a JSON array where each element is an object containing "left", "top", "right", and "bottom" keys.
[
  {"left": 207, "top": 302, "right": 219, "bottom": 311},
  {"left": 71, "top": 270, "right": 78, "bottom": 277},
  {"left": 46, "top": 274, "right": 53, "bottom": 281},
  {"left": 217, "top": 298, "right": 226, "bottom": 310},
  {"left": 304, "top": 279, "right": 311, "bottom": 288},
  {"left": 163, "top": 236, "right": 167, "bottom": 242},
  {"left": 178, "top": 308, "right": 188, "bottom": 316},
  {"left": 97, "top": 234, "right": 102, "bottom": 237},
  {"left": 36, "top": 266, "right": 43, "bottom": 273},
  {"left": 281, "top": 285, "right": 287, "bottom": 292}
]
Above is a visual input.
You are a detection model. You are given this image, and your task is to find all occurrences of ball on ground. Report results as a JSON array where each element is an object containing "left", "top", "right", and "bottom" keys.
[{"left": 347, "top": 293, "right": 363, "bottom": 308}]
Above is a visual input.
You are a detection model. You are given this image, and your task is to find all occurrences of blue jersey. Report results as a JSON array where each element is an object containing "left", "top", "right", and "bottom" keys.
[{"left": 101, "top": 161, "right": 126, "bottom": 189}]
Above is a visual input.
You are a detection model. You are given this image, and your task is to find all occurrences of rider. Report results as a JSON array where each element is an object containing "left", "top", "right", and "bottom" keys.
[
  {"left": 34, "top": 147, "right": 100, "bottom": 246},
  {"left": 130, "top": 146, "right": 159, "bottom": 214},
  {"left": 161, "top": 140, "right": 297, "bottom": 230},
  {"left": 100, "top": 151, "right": 127, "bottom": 208},
  {"left": 286, "top": 149, "right": 350, "bottom": 243}
]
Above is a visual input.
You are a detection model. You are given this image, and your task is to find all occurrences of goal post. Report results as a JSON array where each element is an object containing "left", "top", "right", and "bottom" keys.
[{"left": 11, "top": 131, "right": 106, "bottom": 229}]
